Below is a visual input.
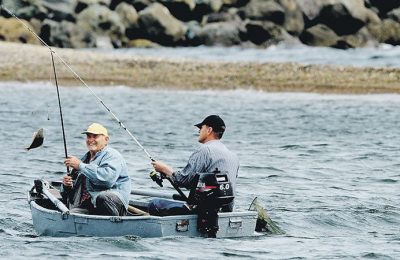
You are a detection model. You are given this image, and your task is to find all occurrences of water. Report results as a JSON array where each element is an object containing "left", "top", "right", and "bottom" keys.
[
  {"left": 103, "top": 43, "right": 400, "bottom": 68},
  {"left": 0, "top": 82, "right": 399, "bottom": 259}
]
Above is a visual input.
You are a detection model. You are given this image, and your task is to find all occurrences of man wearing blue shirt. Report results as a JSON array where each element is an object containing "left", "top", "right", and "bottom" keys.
[{"left": 61, "top": 123, "right": 131, "bottom": 216}]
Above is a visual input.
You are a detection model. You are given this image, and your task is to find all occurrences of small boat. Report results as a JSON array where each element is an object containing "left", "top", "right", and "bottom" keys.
[{"left": 28, "top": 180, "right": 267, "bottom": 238}]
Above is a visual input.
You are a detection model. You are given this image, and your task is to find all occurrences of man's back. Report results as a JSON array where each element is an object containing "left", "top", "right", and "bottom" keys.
[{"left": 201, "top": 140, "right": 239, "bottom": 193}]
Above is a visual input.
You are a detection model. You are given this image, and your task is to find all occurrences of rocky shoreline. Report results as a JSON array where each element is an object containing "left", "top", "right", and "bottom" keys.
[
  {"left": 1, "top": 42, "right": 400, "bottom": 94},
  {"left": 0, "top": 0, "right": 400, "bottom": 49}
]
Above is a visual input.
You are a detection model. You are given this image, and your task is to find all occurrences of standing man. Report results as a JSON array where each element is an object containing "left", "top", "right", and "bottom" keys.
[
  {"left": 61, "top": 123, "right": 131, "bottom": 216},
  {"left": 149, "top": 115, "right": 239, "bottom": 216}
]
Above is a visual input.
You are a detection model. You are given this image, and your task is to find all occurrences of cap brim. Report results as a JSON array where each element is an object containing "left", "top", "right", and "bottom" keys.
[
  {"left": 194, "top": 123, "right": 202, "bottom": 128},
  {"left": 82, "top": 131, "right": 105, "bottom": 135}
]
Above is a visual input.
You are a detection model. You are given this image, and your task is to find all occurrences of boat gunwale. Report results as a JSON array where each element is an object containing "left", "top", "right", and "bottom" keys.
[{"left": 29, "top": 195, "right": 258, "bottom": 221}]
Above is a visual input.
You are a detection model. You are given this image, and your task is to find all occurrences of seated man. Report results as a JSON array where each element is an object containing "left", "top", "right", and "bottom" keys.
[
  {"left": 61, "top": 123, "right": 131, "bottom": 216},
  {"left": 149, "top": 115, "right": 239, "bottom": 216}
]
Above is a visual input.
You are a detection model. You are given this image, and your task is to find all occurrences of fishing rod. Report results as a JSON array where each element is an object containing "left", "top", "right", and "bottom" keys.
[
  {"left": 1, "top": 5, "right": 154, "bottom": 161},
  {"left": 50, "top": 50, "right": 70, "bottom": 173}
]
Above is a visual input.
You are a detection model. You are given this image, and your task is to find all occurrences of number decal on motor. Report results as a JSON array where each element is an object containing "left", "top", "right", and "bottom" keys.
[{"left": 220, "top": 183, "right": 230, "bottom": 190}]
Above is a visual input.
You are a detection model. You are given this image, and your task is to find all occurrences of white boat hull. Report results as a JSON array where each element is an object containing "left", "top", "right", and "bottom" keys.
[{"left": 29, "top": 198, "right": 259, "bottom": 238}]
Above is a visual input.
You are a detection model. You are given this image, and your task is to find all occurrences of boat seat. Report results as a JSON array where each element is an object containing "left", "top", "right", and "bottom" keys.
[{"left": 128, "top": 205, "right": 149, "bottom": 216}]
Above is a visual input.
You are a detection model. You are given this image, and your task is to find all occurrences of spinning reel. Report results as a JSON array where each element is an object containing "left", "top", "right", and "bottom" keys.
[{"left": 149, "top": 170, "right": 164, "bottom": 187}]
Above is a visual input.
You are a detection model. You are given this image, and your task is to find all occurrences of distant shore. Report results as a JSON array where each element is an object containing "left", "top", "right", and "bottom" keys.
[{"left": 1, "top": 42, "right": 400, "bottom": 94}]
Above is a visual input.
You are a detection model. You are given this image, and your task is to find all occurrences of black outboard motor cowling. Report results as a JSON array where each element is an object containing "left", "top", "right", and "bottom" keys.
[{"left": 189, "top": 169, "right": 234, "bottom": 238}]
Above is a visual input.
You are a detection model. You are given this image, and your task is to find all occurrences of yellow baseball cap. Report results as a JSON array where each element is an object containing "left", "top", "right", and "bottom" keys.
[{"left": 82, "top": 123, "right": 108, "bottom": 137}]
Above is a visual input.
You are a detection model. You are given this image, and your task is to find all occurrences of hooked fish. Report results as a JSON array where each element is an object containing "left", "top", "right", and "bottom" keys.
[{"left": 26, "top": 128, "right": 44, "bottom": 151}]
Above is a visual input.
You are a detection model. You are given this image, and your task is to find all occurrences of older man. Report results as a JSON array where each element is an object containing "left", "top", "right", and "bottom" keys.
[{"left": 61, "top": 123, "right": 131, "bottom": 216}]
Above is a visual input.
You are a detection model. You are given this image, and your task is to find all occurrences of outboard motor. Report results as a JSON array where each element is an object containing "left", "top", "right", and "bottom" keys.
[{"left": 189, "top": 169, "right": 234, "bottom": 238}]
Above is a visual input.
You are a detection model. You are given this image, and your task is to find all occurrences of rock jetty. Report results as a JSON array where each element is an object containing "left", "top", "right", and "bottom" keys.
[{"left": 0, "top": 0, "right": 399, "bottom": 49}]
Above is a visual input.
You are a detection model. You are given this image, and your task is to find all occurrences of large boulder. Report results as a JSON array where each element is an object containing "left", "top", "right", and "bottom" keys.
[
  {"left": 115, "top": 2, "right": 139, "bottom": 28},
  {"left": 316, "top": 0, "right": 380, "bottom": 36},
  {"left": 1, "top": 0, "right": 47, "bottom": 20},
  {"left": 184, "top": 20, "right": 202, "bottom": 45},
  {"left": 202, "top": 8, "right": 242, "bottom": 24},
  {"left": 126, "top": 38, "right": 160, "bottom": 47},
  {"left": 2, "top": 0, "right": 76, "bottom": 21},
  {"left": 296, "top": 0, "right": 322, "bottom": 22},
  {"left": 339, "top": 27, "right": 379, "bottom": 48},
  {"left": 41, "top": 0, "right": 76, "bottom": 22},
  {"left": 194, "top": 21, "right": 242, "bottom": 46},
  {"left": 76, "top": 4, "right": 125, "bottom": 47},
  {"left": 0, "top": 17, "right": 40, "bottom": 44},
  {"left": 138, "top": 3, "right": 187, "bottom": 45},
  {"left": 278, "top": 0, "right": 304, "bottom": 35},
  {"left": 240, "top": 0, "right": 285, "bottom": 25},
  {"left": 40, "top": 19, "right": 96, "bottom": 47},
  {"left": 315, "top": 0, "right": 380, "bottom": 36},
  {"left": 158, "top": 0, "right": 196, "bottom": 21},
  {"left": 300, "top": 24, "right": 340, "bottom": 47},
  {"left": 388, "top": 8, "right": 400, "bottom": 23},
  {"left": 242, "top": 20, "right": 287, "bottom": 45},
  {"left": 191, "top": 0, "right": 224, "bottom": 21},
  {"left": 115, "top": 2, "right": 139, "bottom": 40},
  {"left": 368, "top": 18, "right": 400, "bottom": 45}
]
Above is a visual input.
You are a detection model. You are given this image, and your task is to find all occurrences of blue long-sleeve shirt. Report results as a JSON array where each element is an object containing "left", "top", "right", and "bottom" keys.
[{"left": 77, "top": 146, "right": 131, "bottom": 209}]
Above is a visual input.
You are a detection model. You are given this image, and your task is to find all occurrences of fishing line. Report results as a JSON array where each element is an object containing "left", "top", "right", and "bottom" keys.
[
  {"left": 47, "top": 103, "right": 51, "bottom": 120},
  {"left": 1, "top": 5, "right": 154, "bottom": 161}
]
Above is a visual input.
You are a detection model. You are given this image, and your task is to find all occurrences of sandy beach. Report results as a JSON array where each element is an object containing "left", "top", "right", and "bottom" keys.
[{"left": 1, "top": 41, "right": 400, "bottom": 94}]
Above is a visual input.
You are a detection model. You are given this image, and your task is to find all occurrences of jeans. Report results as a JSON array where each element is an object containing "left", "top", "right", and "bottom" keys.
[
  {"left": 148, "top": 198, "right": 191, "bottom": 216},
  {"left": 148, "top": 198, "right": 234, "bottom": 216}
]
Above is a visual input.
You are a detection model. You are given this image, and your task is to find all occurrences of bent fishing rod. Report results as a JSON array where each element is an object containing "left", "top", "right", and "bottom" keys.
[{"left": 1, "top": 5, "right": 154, "bottom": 162}]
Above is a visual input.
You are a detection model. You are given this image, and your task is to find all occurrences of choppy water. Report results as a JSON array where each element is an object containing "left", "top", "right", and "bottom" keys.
[{"left": 0, "top": 82, "right": 399, "bottom": 259}]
